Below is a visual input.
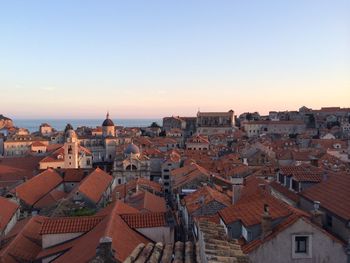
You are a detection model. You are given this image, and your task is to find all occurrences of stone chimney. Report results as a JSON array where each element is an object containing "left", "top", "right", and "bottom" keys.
[
  {"left": 91, "top": 236, "right": 117, "bottom": 263},
  {"left": 232, "top": 184, "right": 242, "bottom": 205},
  {"left": 231, "top": 177, "right": 244, "bottom": 205},
  {"left": 261, "top": 204, "right": 272, "bottom": 239},
  {"left": 310, "top": 201, "right": 323, "bottom": 227}
]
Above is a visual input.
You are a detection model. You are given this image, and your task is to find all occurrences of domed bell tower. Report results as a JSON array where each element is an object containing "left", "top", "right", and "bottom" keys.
[
  {"left": 102, "top": 112, "right": 116, "bottom": 137},
  {"left": 64, "top": 124, "right": 79, "bottom": 168}
]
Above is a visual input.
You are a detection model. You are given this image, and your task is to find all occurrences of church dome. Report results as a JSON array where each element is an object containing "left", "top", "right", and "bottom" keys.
[
  {"left": 102, "top": 112, "right": 114, "bottom": 127},
  {"left": 124, "top": 143, "right": 140, "bottom": 155}
]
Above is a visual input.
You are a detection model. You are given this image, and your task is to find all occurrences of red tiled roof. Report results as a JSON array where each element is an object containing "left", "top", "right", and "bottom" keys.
[
  {"left": 0, "top": 155, "right": 42, "bottom": 187},
  {"left": 46, "top": 144, "right": 63, "bottom": 152},
  {"left": 15, "top": 169, "right": 63, "bottom": 206},
  {"left": 62, "top": 169, "right": 89, "bottom": 182},
  {"left": 78, "top": 168, "right": 113, "bottom": 204},
  {"left": 186, "top": 135, "right": 209, "bottom": 144},
  {"left": 31, "top": 141, "right": 46, "bottom": 147},
  {"left": 97, "top": 200, "right": 140, "bottom": 217},
  {"left": 171, "top": 163, "right": 211, "bottom": 189},
  {"left": 50, "top": 202, "right": 150, "bottom": 262},
  {"left": 219, "top": 192, "right": 291, "bottom": 226},
  {"left": 40, "top": 216, "right": 104, "bottom": 234},
  {"left": 127, "top": 191, "right": 167, "bottom": 213},
  {"left": 121, "top": 212, "right": 166, "bottom": 228},
  {"left": 279, "top": 165, "right": 324, "bottom": 182},
  {"left": 0, "top": 197, "right": 19, "bottom": 232},
  {"left": 184, "top": 186, "right": 231, "bottom": 214},
  {"left": 0, "top": 216, "right": 46, "bottom": 262},
  {"left": 112, "top": 180, "right": 137, "bottom": 200},
  {"left": 301, "top": 173, "right": 350, "bottom": 221},
  {"left": 137, "top": 178, "right": 162, "bottom": 192},
  {"left": 33, "top": 189, "right": 67, "bottom": 209}
]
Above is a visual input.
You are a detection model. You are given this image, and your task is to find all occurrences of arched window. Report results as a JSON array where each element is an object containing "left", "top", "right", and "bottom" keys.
[{"left": 126, "top": 164, "right": 137, "bottom": 171}]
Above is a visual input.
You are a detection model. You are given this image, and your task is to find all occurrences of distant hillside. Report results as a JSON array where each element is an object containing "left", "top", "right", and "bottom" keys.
[{"left": 0, "top": 114, "right": 13, "bottom": 129}]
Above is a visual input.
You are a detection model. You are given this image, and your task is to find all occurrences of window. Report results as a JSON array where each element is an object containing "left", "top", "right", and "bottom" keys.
[
  {"left": 292, "top": 180, "right": 299, "bottom": 192},
  {"left": 326, "top": 214, "right": 332, "bottom": 227},
  {"left": 295, "top": 236, "right": 307, "bottom": 253},
  {"left": 292, "top": 235, "right": 312, "bottom": 259}
]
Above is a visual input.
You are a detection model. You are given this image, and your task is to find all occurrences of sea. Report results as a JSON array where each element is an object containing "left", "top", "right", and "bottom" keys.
[{"left": 13, "top": 119, "right": 162, "bottom": 133}]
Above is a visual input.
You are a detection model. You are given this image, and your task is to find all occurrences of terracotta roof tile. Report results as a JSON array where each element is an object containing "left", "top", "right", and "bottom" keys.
[
  {"left": 219, "top": 192, "right": 291, "bottom": 226},
  {"left": 0, "top": 155, "right": 42, "bottom": 188},
  {"left": 301, "top": 172, "right": 350, "bottom": 221},
  {"left": 0, "top": 216, "right": 46, "bottom": 262},
  {"left": 127, "top": 191, "right": 167, "bottom": 213},
  {"left": 33, "top": 189, "right": 67, "bottom": 209},
  {"left": 184, "top": 186, "right": 231, "bottom": 214},
  {"left": 78, "top": 168, "right": 113, "bottom": 204},
  {"left": 136, "top": 178, "right": 162, "bottom": 193},
  {"left": 51, "top": 201, "right": 150, "bottom": 262},
  {"left": 279, "top": 165, "right": 324, "bottom": 182},
  {"left": 121, "top": 212, "right": 166, "bottom": 228},
  {"left": 15, "top": 169, "right": 63, "bottom": 206},
  {"left": 40, "top": 216, "right": 104, "bottom": 234},
  {"left": 0, "top": 197, "right": 19, "bottom": 232}
]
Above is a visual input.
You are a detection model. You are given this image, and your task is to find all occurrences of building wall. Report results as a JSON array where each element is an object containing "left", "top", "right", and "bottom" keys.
[
  {"left": 42, "top": 232, "right": 83, "bottom": 248},
  {"left": 136, "top": 226, "right": 173, "bottom": 244},
  {"left": 299, "top": 197, "right": 350, "bottom": 242},
  {"left": 3, "top": 209, "right": 19, "bottom": 236},
  {"left": 248, "top": 218, "right": 347, "bottom": 263},
  {"left": 40, "top": 160, "right": 64, "bottom": 170},
  {"left": 186, "top": 142, "right": 209, "bottom": 150}
]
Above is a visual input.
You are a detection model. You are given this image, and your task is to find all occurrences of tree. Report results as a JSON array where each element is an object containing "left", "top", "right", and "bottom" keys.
[{"left": 150, "top": 122, "right": 161, "bottom": 128}]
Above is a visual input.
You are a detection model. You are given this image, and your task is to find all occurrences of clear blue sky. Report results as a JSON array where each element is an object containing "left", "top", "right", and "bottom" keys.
[{"left": 1, "top": 0, "right": 349, "bottom": 118}]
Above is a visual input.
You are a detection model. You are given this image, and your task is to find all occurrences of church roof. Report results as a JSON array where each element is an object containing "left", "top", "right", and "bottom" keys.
[
  {"left": 102, "top": 112, "right": 114, "bottom": 127},
  {"left": 124, "top": 143, "right": 140, "bottom": 155}
]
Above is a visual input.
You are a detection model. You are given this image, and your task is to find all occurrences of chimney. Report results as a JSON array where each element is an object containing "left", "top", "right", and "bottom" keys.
[
  {"left": 94, "top": 236, "right": 117, "bottom": 263},
  {"left": 232, "top": 184, "right": 242, "bottom": 205},
  {"left": 231, "top": 177, "right": 244, "bottom": 205},
  {"left": 310, "top": 201, "right": 323, "bottom": 227},
  {"left": 261, "top": 204, "right": 272, "bottom": 239}
]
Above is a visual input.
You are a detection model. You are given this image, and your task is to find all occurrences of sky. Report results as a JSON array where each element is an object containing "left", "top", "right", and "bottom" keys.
[{"left": 0, "top": 0, "right": 349, "bottom": 119}]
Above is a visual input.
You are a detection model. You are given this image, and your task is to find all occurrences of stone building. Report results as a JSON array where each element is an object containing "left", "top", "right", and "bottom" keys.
[
  {"left": 196, "top": 110, "right": 235, "bottom": 135},
  {"left": 113, "top": 143, "right": 151, "bottom": 185},
  {"left": 162, "top": 116, "right": 196, "bottom": 138},
  {"left": 242, "top": 120, "right": 306, "bottom": 138},
  {"left": 39, "top": 127, "right": 92, "bottom": 170}
]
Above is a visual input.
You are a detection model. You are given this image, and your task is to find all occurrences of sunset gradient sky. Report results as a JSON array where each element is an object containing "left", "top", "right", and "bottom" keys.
[{"left": 1, "top": 0, "right": 349, "bottom": 118}]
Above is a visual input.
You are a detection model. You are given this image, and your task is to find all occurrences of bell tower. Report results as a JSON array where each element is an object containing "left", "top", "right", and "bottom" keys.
[{"left": 64, "top": 124, "right": 79, "bottom": 168}]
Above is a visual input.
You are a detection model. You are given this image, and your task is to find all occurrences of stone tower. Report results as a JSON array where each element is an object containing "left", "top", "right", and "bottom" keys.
[
  {"left": 102, "top": 112, "right": 116, "bottom": 137},
  {"left": 64, "top": 124, "right": 79, "bottom": 168}
]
